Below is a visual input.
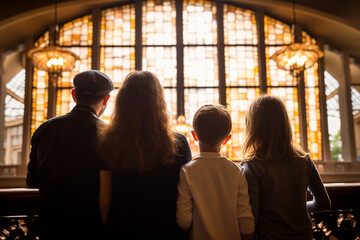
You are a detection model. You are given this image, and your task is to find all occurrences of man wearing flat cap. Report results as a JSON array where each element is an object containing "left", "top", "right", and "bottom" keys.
[{"left": 26, "top": 70, "right": 114, "bottom": 239}]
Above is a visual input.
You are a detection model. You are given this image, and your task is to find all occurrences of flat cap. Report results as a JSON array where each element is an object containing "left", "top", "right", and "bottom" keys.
[{"left": 74, "top": 70, "right": 114, "bottom": 96}]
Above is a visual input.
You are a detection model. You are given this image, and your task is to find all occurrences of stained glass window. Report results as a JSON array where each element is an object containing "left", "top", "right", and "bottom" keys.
[
  {"left": 224, "top": 5, "right": 257, "bottom": 45},
  {"left": 184, "top": 47, "right": 218, "bottom": 87},
  {"left": 305, "top": 63, "right": 322, "bottom": 160},
  {"left": 101, "top": 5, "right": 136, "bottom": 46},
  {"left": 225, "top": 46, "right": 259, "bottom": 87},
  {"left": 183, "top": 0, "right": 217, "bottom": 45},
  {"left": 223, "top": 4, "right": 260, "bottom": 159},
  {"left": 142, "top": 0, "right": 176, "bottom": 45},
  {"left": 29, "top": 1, "right": 325, "bottom": 162},
  {"left": 31, "top": 32, "right": 50, "bottom": 134},
  {"left": 226, "top": 88, "right": 260, "bottom": 159},
  {"left": 31, "top": 15, "right": 93, "bottom": 133},
  {"left": 265, "top": 15, "right": 309, "bottom": 150},
  {"left": 31, "top": 69, "right": 48, "bottom": 134},
  {"left": 268, "top": 87, "right": 301, "bottom": 146},
  {"left": 142, "top": 1, "right": 177, "bottom": 122},
  {"left": 143, "top": 47, "right": 177, "bottom": 86},
  {"left": 59, "top": 15, "right": 93, "bottom": 46},
  {"left": 56, "top": 47, "right": 92, "bottom": 116},
  {"left": 100, "top": 5, "right": 136, "bottom": 123},
  {"left": 34, "top": 32, "right": 49, "bottom": 48},
  {"left": 264, "top": 16, "right": 292, "bottom": 45}
]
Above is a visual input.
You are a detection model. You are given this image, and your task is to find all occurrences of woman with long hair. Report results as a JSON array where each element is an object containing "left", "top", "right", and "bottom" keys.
[
  {"left": 242, "top": 95, "right": 330, "bottom": 240},
  {"left": 98, "top": 71, "right": 191, "bottom": 239}
]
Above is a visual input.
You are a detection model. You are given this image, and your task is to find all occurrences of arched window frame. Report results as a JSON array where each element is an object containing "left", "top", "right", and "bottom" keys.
[{"left": 30, "top": 0, "right": 325, "bottom": 161}]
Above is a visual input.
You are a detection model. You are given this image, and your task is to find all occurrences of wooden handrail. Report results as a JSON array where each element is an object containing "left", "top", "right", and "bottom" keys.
[{"left": 0, "top": 183, "right": 359, "bottom": 216}]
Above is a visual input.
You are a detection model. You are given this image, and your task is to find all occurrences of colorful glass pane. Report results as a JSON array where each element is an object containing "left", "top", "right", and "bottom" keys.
[
  {"left": 56, "top": 89, "right": 75, "bottom": 117},
  {"left": 142, "top": 47, "right": 177, "bottom": 87},
  {"left": 101, "top": 88, "right": 119, "bottom": 124},
  {"left": 57, "top": 47, "right": 92, "bottom": 89},
  {"left": 184, "top": 87, "right": 219, "bottom": 155},
  {"left": 264, "top": 15, "right": 291, "bottom": 45},
  {"left": 303, "top": 34, "right": 322, "bottom": 160},
  {"left": 268, "top": 87, "right": 301, "bottom": 146},
  {"left": 302, "top": 31, "right": 317, "bottom": 45},
  {"left": 184, "top": 46, "right": 218, "bottom": 87},
  {"left": 101, "top": 5, "right": 136, "bottom": 46},
  {"left": 164, "top": 88, "right": 177, "bottom": 125},
  {"left": 56, "top": 47, "right": 91, "bottom": 115},
  {"left": 142, "top": 0, "right": 176, "bottom": 45},
  {"left": 184, "top": 88, "right": 219, "bottom": 124},
  {"left": 59, "top": 15, "right": 92, "bottom": 46},
  {"left": 226, "top": 88, "right": 260, "bottom": 160},
  {"left": 266, "top": 46, "right": 297, "bottom": 86},
  {"left": 305, "top": 86, "right": 322, "bottom": 160},
  {"left": 225, "top": 46, "right": 259, "bottom": 86},
  {"left": 100, "top": 47, "right": 135, "bottom": 87},
  {"left": 223, "top": 5, "right": 257, "bottom": 45},
  {"left": 183, "top": 0, "right": 217, "bottom": 44},
  {"left": 31, "top": 69, "right": 48, "bottom": 134},
  {"left": 34, "top": 32, "right": 49, "bottom": 48}
]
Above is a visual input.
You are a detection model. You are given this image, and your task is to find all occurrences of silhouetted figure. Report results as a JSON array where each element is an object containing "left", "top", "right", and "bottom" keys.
[
  {"left": 177, "top": 104, "right": 254, "bottom": 240},
  {"left": 27, "top": 70, "right": 114, "bottom": 239},
  {"left": 98, "top": 71, "right": 192, "bottom": 239},
  {"left": 242, "top": 95, "right": 331, "bottom": 240}
]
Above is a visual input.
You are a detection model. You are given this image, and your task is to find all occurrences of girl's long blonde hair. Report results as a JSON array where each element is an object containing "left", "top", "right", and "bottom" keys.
[
  {"left": 242, "top": 95, "right": 306, "bottom": 161},
  {"left": 98, "top": 71, "right": 177, "bottom": 172}
]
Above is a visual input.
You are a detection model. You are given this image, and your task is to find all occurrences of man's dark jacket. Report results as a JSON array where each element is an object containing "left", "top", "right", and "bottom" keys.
[{"left": 26, "top": 104, "right": 104, "bottom": 238}]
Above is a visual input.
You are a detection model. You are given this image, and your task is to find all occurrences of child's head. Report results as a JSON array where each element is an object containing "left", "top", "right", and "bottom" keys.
[
  {"left": 243, "top": 95, "right": 305, "bottom": 161},
  {"left": 192, "top": 104, "right": 232, "bottom": 147}
]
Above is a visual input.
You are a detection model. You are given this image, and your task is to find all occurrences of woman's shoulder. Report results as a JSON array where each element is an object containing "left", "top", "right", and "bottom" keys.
[
  {"left": 173, "top": 132, "right": 192, "bottom": 164},
  {"left": 173, "top": 132, "right": 187, "bottom": 142}
]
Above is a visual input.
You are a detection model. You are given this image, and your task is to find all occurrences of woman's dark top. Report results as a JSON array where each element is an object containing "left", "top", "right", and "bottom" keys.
[{"left": 105, "top": 133, "right": 192, "bottom": 239}]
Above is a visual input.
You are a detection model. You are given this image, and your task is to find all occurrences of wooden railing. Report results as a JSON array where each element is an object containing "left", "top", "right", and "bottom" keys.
[{"left": 0, "top": 184, "right": 359, "bottom": 239}]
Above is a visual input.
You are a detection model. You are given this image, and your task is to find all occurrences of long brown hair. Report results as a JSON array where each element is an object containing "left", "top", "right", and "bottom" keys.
[
  {"left": 98, "top": 71, "right": 177, "bottom": 172},
  {"left": 242, "top": 95, "right": 306, "bottom": 161}
]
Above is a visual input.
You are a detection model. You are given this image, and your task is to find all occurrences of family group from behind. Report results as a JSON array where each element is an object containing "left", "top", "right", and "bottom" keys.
[{"left": 26, "top": 70, "right": 331, "bottom": 240}]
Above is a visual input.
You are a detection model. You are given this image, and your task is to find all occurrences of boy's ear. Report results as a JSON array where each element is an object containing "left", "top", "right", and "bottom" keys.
[
  {"left": 191, "top": 130, "right": 198, "bottom": 141},
  {"left": 222, "top": 134, "right": 231, "bottom": 145}
]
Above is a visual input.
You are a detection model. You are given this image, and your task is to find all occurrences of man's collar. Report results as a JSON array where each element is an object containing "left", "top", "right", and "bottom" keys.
[{"left": 73, "top": 104, "right": 98, "bottom": 117}]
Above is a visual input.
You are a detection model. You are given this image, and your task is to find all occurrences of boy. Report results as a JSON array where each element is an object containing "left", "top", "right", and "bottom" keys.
[{"left": 176, "top": 104, "right": 254, "bottom": 240}]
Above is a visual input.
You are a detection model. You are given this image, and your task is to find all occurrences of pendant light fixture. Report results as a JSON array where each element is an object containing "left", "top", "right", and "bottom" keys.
[
  {"left": 28, "top": 0, "right": 80, "bottom": 80},
  {"left": 270, "top": 0, "right": 323, "bottom": 76}
]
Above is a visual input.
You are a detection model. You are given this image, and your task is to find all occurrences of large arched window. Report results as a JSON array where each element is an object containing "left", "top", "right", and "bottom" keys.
[{"left": 31, "top": 0, "right": 322, "bottom": 161}]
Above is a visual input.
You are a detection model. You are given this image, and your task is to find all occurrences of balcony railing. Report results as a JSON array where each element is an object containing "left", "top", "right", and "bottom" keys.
[{"left": 0, "top": 184, "right": 359, "bottom": 239}]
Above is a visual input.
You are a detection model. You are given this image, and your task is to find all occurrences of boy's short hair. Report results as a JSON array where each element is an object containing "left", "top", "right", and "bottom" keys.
[{"left": 192, "top": 104, "right": 232, "bottom": 147}]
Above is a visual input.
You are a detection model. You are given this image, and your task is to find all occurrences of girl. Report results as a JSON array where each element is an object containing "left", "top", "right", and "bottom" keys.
[
  {"left": 242, "top": 95, "right": 331, "bottom": 240},
  {"left": 98, "top": 71, "right": 191, "bottom": 239}
]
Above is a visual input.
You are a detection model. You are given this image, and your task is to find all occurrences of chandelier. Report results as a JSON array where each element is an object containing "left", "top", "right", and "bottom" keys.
[
  {"left": 270, "top": 0, "right": 323, "bottom": 76},
  {"left": 28, "top": 0, "right": 79, "bottom": 79}
]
